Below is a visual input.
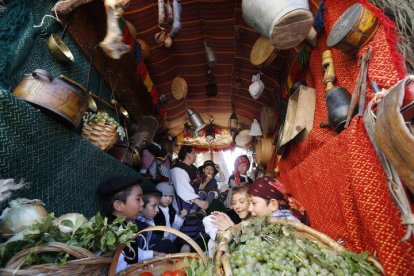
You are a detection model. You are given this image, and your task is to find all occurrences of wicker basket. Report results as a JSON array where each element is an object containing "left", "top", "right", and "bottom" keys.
[
  {"left": 0, "top": 242, "right": 113, "bottom": 276},
  {"left": 109, "top": 226, "right": 208, "bottom": 276},
  {"left": 214, "top": 217, "right": 384, "bottom": 275},
  {"left": 81, "top": 120, "right": 118, "bottom": 151}
]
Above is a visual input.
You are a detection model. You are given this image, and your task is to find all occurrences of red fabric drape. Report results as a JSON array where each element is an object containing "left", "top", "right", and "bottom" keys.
[{"left": 279, "top": 1, "right": 414, "bottom": 275}]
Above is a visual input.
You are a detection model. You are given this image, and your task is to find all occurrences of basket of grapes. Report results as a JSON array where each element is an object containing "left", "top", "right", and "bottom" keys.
[
  {"left": 81, "top": 112, "right": 122, "bottom": 151},
  {"left": 214, "top": 217, "right": 384, "bottom": 276}
]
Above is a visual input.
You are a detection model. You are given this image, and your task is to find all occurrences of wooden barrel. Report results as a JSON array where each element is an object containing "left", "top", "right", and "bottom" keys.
[
  {"left": 250, "top": 37, "right": 277, "bottom": 67},
  {"left": 260, "top": 105, "right": 278, "bottom": 135},
  {"left": 327, "top": 3, "right": 378, "bottom": 55},
  {"left": 242, "top": 0, "right": 314, "bottom": 50}
]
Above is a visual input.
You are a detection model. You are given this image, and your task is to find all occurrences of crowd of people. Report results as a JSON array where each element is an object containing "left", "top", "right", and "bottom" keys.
[{"left": 97, "top": 145, "right": 309, "bottom": 273}]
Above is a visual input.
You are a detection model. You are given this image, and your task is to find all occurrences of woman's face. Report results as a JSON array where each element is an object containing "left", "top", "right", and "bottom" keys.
[
  {"left": 231, "top": 192, "right": 250, "bottom": 220},
  {"left": 237, "top": 163, "right": 249, "bottom": 175}
]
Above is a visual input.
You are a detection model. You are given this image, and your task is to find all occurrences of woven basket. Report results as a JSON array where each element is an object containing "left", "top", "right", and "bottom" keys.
[
  {"left": 0, "top": 242, "right": 113, "bottom": 276},
  {"left": 81, "top": 120, "right": 118, "bottom": 151},
  {"left": 109, "top": 226, "right": 208, "bottom": 276},
  {"left": 214, "top": 217, "right": 384, "bottom": 275}
]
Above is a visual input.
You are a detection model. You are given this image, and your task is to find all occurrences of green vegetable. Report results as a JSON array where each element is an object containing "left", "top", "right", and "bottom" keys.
[
  {"left": 0, "top": 213, "right": 137, "bottom": 267},
  {"left": 184, "top": 257, "right": 213, "bottom": 276}
]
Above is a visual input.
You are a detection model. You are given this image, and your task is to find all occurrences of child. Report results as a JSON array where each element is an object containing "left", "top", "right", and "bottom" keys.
[
  {"left": 154, "top": 182, "right": 187, "bottom": 241},
  {"left": 97, "top": 176, "right": 165, "bottom": 273},
  {"left": 223, "top": 155, "right": 253, "bottom": 208},
  {"left": 247, "top": 176, "right": 305, "bottom": 222},
  {"left": 189, "top": 160, "right": 220, "bottom": 217},
  {"left": 136, "top": 192, "right": 178, "bottom": 254},
  {"left": 203, "top": 184, "right": 251, "bottom": 256}
]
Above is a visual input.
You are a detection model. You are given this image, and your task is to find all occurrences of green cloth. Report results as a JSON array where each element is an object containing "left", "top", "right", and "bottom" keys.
[{"left": 0, "top": 90, "right": 139, "bottom": 217}]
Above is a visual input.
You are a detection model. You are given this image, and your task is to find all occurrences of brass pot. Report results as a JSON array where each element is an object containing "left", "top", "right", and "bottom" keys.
[
  {"left": 13, "top": 69, "right": 88, "bottom": 126},
  {"left": 47, "top": 33, "right": 74, "bottom": 64}
]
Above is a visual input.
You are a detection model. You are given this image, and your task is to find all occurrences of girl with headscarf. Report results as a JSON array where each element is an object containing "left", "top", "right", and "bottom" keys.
[{"left": 223, "top": 155, "right": 253, "bottom": 208}]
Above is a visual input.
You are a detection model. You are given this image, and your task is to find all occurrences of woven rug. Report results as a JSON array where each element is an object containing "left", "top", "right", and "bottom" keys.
[{"left": 279, "top": 0, "right": 414, "bottom": 275}]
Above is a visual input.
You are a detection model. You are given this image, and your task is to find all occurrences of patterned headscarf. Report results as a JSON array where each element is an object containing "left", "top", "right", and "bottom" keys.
[
  {"left": 248, "top": 176, "right": 310, "bottom": 225},
  {"left": 234, "top": 155, "right": 250, "bottom": 184},
  {"left": 248, "top": 176, "right": 287, "bottom": 204}
]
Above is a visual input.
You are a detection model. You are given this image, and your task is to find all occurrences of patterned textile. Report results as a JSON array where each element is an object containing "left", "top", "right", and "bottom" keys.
[
  {"left": 0, "top": 91, "right": 137, "bottom": 217},
  {"left": 279, "top": 0, "right": 414, "bottom": 275}
]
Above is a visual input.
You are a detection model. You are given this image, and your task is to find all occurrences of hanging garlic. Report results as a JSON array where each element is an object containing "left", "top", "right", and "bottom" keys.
[{"left": 0, "top": 198, "right": 48, "bottom": 235}]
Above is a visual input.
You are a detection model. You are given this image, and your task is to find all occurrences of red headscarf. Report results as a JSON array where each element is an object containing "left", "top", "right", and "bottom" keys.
[
  {"left": 248, "top": 176, "right": 310, "bottom": 225},
  {"left": 234, "top": 155, "right": 250, "bottom": 184},
  {"left": 248, "top": 176, "right": 287, "bottom": 202}
]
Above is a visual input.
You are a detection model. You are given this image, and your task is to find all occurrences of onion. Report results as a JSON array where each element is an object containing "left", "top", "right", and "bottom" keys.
[
  {"left": 0, "top": 198, "right": 48, "bottom": 235},
  {"left": 54, "top": 213, "right": 88, "bottom": 233}
]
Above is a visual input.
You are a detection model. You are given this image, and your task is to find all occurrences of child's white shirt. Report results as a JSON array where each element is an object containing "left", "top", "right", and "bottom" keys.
[{"left": 158, "top": 205, "right": 184, "bottom": 240}]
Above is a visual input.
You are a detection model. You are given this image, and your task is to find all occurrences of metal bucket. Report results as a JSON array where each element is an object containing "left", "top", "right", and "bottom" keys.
[{"left": 242, "top": 0, "right": 313, "bottom": 49}]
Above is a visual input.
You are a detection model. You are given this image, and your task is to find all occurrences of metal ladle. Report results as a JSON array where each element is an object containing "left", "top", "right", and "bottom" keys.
[
  {"left": 47, "top": 17, "right": 74, "bottom": 64},
  {"left": 109, "top": 75, "right": 130, "bottom": 121},
  {"left": 85, "top": 45, "right": 98, "bottom": 112}
]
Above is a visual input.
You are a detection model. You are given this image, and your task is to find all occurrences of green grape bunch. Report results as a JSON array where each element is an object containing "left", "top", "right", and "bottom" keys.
[{"left": 225, "top": 219, "right": 381, "bottom": 276}]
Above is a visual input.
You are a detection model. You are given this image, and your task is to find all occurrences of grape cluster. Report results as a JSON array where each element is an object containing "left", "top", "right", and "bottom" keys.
[
  {"left": 226, "top": 234, "right": 378, "bottom": 276},
  {"left": 84, "top": 112, "right": 117, "bottom": 125}
]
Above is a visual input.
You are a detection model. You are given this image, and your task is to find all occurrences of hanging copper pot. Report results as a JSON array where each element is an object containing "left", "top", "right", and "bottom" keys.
[{"left": 13, "top": 69, "right": 88, "bottom": 126}]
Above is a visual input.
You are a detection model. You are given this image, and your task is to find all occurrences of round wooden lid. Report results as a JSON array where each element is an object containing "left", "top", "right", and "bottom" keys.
[
  {"left": 250, "top": 37, "right": 276, "bottom": 66},
  {"left": 171, "top": 77, "right": 187, "bottom": 100}
]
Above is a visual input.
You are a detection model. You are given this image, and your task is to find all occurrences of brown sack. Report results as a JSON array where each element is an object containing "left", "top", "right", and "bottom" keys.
[{"left": 375, "top": 76, "right": 414, "bottom": 194}]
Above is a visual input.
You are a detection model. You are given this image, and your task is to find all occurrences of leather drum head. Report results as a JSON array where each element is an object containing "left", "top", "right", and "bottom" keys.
[
  {"left": 171, "top": 77, "right": 188, "bottom": 100},
  {"left": 235, "top": 129, "right": 253, "bottom": 147},
  {"left": 250, "top": 37, "right": 277, "bottom": 67}
]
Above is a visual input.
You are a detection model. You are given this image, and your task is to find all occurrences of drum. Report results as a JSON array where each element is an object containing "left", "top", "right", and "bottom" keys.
[
  {"left": 256, "top": 137, "right": 275, "bottom": 166},
  {"left": 242, "top": 0, "right": 314, "bottom": 50},
  {"left": 327, "top": 3, "right": 378, "bottom": 55},
  {"left": 260, "top": 105, "right": 278, "bottom": 135},
  {"left": 171, "top": 77, "right": 187, "bottom": 100},
  {"left": 250, "top": 37, "right": 277, "bottom": 67},
  {"left": 235, "top": 129, "right": 252, "bottom": 147}
]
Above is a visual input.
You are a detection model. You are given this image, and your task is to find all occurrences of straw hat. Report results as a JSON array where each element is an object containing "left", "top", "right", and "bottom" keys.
[
  {"left": 235, "top": 129, "right": 252, "bottom": 147},
  {"left": 250, "top": 36, "right": 277, "bottom": 67},
  {"left": 171, "top": 77, "right": 188, "bottom": 100}
]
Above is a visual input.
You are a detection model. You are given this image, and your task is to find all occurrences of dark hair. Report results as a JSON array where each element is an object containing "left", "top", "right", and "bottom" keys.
[
  {"left": 143, "top": 192, "right": 161, "bottom": 207},
  {"left": 263, "top": 197, "right": 290, "bottom": 210},
  {"left": 102, "top": 184, "right": 139, "bottom": 219},
  {"left": 178, "top": 145, "right": 194, "bottom": 161}
]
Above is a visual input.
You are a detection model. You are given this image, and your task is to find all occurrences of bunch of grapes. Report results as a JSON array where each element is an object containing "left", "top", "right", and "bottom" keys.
[
  {"left": 84, "top": 112, "right": 117, "bottom": 125},
  {"left": 226, "top": 226, "right": 380, "bottom": 276}
]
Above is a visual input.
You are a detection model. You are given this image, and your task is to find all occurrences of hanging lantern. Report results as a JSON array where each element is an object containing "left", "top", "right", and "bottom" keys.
[
  {"left": 205, "top": 116, "right": 215, "bottom": 141},
  {"left": 229, "top": 104, "right": 239, "bottom": 132},
  {"left": 204, "top": 40, "right": 217, "bottom": 68}
]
